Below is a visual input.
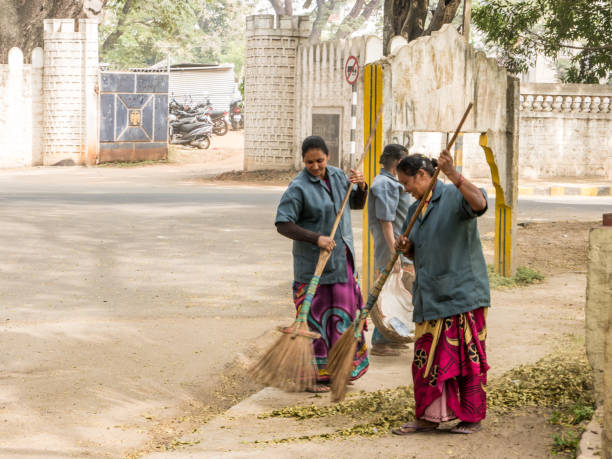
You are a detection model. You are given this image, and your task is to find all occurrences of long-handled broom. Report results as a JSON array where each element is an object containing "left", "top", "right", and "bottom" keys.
[
  {"left": 328, "top": 102, "right": 474, "bottom": 402},
  {"left": 249, "top": 104, "right": 385, "bottom": 392}
]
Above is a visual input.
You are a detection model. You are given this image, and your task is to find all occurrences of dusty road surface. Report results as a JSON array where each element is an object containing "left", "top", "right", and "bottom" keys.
[{"left": 0, "top": 149, "right": 610, "bottom": 458}]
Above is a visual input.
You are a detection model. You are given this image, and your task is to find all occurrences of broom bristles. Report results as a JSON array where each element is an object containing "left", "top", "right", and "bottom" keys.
[
  {"left": 249, "top": 332, "right": 292, "bottom": 385},
  {"left": 249, "top": 321, "right": 319, "bottom": 392},
  {"left": 328, "top": 321, "right": 361, "bottom": 402}
]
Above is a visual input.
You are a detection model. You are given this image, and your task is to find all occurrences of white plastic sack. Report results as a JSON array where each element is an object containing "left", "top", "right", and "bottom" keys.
[{"left": 376, "top": 271, "right": 415, "bottom": 338}]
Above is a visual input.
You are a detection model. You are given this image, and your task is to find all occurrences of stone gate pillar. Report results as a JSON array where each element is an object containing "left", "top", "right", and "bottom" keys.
[
  {"left": 43, "top": 18, "right": 99, "bottom": 165},
  {"left": 244, "top": 15, "right": 310, "bottom": 171}
]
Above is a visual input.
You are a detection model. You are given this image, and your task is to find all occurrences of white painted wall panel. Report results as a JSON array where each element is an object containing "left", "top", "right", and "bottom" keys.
[{"left": 169, "top": 68, "right": 237, "bottom": 112}]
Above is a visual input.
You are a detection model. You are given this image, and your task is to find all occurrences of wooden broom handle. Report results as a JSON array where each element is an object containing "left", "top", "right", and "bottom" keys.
[
  {"left": 294, "top": 104, "right": 384, "bottom": 324},
  {"left": 358, "top": 102, "right": 474, "bottom": 320},
  {"left": 399, "top": 102, "right": 473, "bottom": 241}
]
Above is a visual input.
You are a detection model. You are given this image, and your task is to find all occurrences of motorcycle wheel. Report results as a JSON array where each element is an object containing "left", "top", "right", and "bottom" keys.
[
  {"left": 197, "top": 137, "right": 210, "bottom": 149},
  {"left": 213, "top": 120, "right": 229, "bottom": 136}
]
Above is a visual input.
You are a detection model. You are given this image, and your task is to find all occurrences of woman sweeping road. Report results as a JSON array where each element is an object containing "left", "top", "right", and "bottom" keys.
[
  {"left": 393, "top": 150, "right": 490, "bottom": 435},
  {"left": 274, "top": 136, "right": 369, "bottom": 393}
]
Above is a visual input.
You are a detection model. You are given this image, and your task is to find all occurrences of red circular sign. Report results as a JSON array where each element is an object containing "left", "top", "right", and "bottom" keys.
[{"left": 345, "top": 55, "right": 359, "bottom": 85}]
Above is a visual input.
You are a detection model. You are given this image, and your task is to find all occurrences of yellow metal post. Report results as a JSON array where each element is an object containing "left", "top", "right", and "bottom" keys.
[
  {"left": 454, "top": 132, "right": 463, "bottom": 174},
  {"left": 480, "top": 133, "right": 513, "bottom": 276},
  {"left": 362, "top": 64, "right": 383, "bottom": 297}
]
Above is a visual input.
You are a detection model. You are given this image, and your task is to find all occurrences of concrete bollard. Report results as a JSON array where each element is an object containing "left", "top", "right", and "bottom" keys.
[{"left": 586, "top": 213, "right": 612, "bottom": 458}]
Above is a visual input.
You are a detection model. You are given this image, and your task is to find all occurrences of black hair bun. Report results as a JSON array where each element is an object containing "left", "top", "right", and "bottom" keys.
[{"left": 431, "top": 158, "right": 438, "bottom": 168}]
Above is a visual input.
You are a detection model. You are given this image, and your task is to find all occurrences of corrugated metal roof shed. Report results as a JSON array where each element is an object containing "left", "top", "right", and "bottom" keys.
[{"left": 168, "top": 64, "right": 239, "bottom": 111}]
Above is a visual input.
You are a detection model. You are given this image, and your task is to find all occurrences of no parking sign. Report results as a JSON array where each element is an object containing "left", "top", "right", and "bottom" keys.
[{"left": 345, "top": 56, "right": 359, "bottom": 85}]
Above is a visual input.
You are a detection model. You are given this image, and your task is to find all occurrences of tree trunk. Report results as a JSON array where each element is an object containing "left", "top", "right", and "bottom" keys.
[
  {"left": 0, "top": 0, "right": 105, "bottom": 62},
  {"left": 267, "top": 0, "right": 293, "bottom": 15},
  {"left": 309, "top": 0, "right": 336, "bottom": 44},
  {"left": 383, "top": 0, "right": 413, "bottom": 55},
  {"left": 335, "top": 0, "right": 381, "bottom": 40},
  {"left": 425, "top": 0, "right": 461, "bottom": 35},
  {"left": 284, "top": 0, "right": 293, "bottom": 15},
  {"left": 401, "top": 0, "right": 428, "bottom": 41},
  {"left": 101, "top": 0, "right": 133, "bottom": 54},
  {"left": 384, "top": 0, "right": 461, "bottom": 55}
]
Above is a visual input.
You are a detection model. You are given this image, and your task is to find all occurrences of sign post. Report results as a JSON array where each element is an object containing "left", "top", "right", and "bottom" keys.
[
  {"left": 344, "top": 55, "right": 359, "bottom": 85},
  {"left": 345, "top": 56, "right": 359, "bottom": 168}
]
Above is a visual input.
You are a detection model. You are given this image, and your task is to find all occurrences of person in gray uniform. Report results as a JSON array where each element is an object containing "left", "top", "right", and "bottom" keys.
[{"left": 367, "top": 144, "right": 414, "bottom": 356}]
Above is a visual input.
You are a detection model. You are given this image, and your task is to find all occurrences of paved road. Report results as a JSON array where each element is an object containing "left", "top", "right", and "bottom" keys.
[
  {"left": 0, "top": 166, "right": 609, "bottom": 456},
  {"left": 0, "top": 167, "right": 295, "bottom": 456}
]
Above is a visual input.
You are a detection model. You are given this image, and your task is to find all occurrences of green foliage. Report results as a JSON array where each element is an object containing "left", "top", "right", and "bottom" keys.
[
  {"left": 548, "top": 403, "right": 595, "bottom": 457},
  {"left": 487, "top": 265, "right": 545, "bottom": 289},
  {"left": 550, "top": 403, "right": 595, "bottom": 426},
  {"left": 551, "top": 431, "right": 580, "bottom": 455},
  {"left": 100, "top": 0, "right": 253, "bottom": 73},
  {"left": 473, "top": 0, "right": 612, "bottom": 83},
  {"left": 514, "top": 266, "right": 545, "bottom": 284}
]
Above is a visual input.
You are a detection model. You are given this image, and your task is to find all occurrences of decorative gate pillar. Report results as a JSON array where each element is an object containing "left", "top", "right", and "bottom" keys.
[
  {"left": 43, "top": 19, "right": 99, "bottom": 165},
  {"left": 244, "top": 15, "right": 310, "bottom": 171}
]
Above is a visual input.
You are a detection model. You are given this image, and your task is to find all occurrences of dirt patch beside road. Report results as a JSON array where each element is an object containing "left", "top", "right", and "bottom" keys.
[
  {"left": 124, "top": 357, "right": 263, "bottom": 458},
  {"left": 482, "top": 220, "right": 592, "bottom": 276},
  {"left": 210, "top": 169, "right": 297, "bottom": 187}
]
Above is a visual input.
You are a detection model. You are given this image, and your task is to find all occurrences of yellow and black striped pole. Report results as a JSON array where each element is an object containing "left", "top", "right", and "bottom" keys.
[{"left": 361, "top": 64, "right": 383, "bottom": 297}]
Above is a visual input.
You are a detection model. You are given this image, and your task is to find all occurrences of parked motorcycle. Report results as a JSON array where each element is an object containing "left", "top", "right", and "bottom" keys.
[
  {"left": 169, "top": 96, "right": 229, "bottom": 140},
  {"left": 168, "top": 112, "right": 212, "bottom": 149},
  {"left": 229, "top": 99, "right": 244, "bottom": 130},
  {"left": 208, "top": 109, "right": 229, "bottom": 136}
]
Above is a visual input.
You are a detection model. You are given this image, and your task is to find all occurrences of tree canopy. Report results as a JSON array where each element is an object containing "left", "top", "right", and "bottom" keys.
[
  {"left": 100, "top": 0, "right": 252, "bottom": 72},
  {"left": 0, "top": 0, "right": 106, "bottom": 62},
  {"left": 263, "top": 1, "right": 463, "bottom": 50},
  {"left": 264, "top": 0, "right": 383, "bottom": 44},
  {"left": 473, "top": 0, "right": 612, "bottom": 83}
]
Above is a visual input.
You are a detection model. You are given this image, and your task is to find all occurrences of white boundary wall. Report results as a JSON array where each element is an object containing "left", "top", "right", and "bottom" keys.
[
  {"left": 409, "top": 83, "right": 612, "bottom": 180},
  {"left": 295, "top": 35, "right": 382, "bottom": 170},
  {"left": 0, "top": 18, "right": 99, "bottom": 168},
  {"left": 519, "top": 83, "right": 612, "bottom": 179},
  {"left": 0, "top": 48, "right": 43, "bottom": 168}
]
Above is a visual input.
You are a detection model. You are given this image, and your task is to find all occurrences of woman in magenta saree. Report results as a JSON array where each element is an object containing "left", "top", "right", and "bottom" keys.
[{"left": 393, "top": 151, "right": 490, "bottom": 435}]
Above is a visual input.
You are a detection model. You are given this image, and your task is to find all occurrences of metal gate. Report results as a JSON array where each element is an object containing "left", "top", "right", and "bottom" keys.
[{"left": 99, "top": 72, "right": 168, "bottom": 162}]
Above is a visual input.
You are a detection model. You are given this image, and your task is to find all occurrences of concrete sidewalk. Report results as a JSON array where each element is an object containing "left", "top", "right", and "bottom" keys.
[
  {"left": 473, "top": 178, "right": 612, "bottom": 197},
  {"left": 143, "top": 273, "right": 587, "bottom": 459}
]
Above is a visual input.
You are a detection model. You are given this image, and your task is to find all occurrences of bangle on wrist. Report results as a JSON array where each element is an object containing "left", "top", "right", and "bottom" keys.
[{"left": 455, "top": 174, "right": 465, "bottom": 189}]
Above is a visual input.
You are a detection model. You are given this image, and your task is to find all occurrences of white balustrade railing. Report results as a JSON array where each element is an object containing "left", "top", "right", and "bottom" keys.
[{"left": 520, "top": 83, "right": 612, "bottom": 114}]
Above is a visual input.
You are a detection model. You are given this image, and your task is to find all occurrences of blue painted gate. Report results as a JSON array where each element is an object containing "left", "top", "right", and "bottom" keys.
[{"left": 99, "top": 72, "right": 168, "bottom": 162}]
